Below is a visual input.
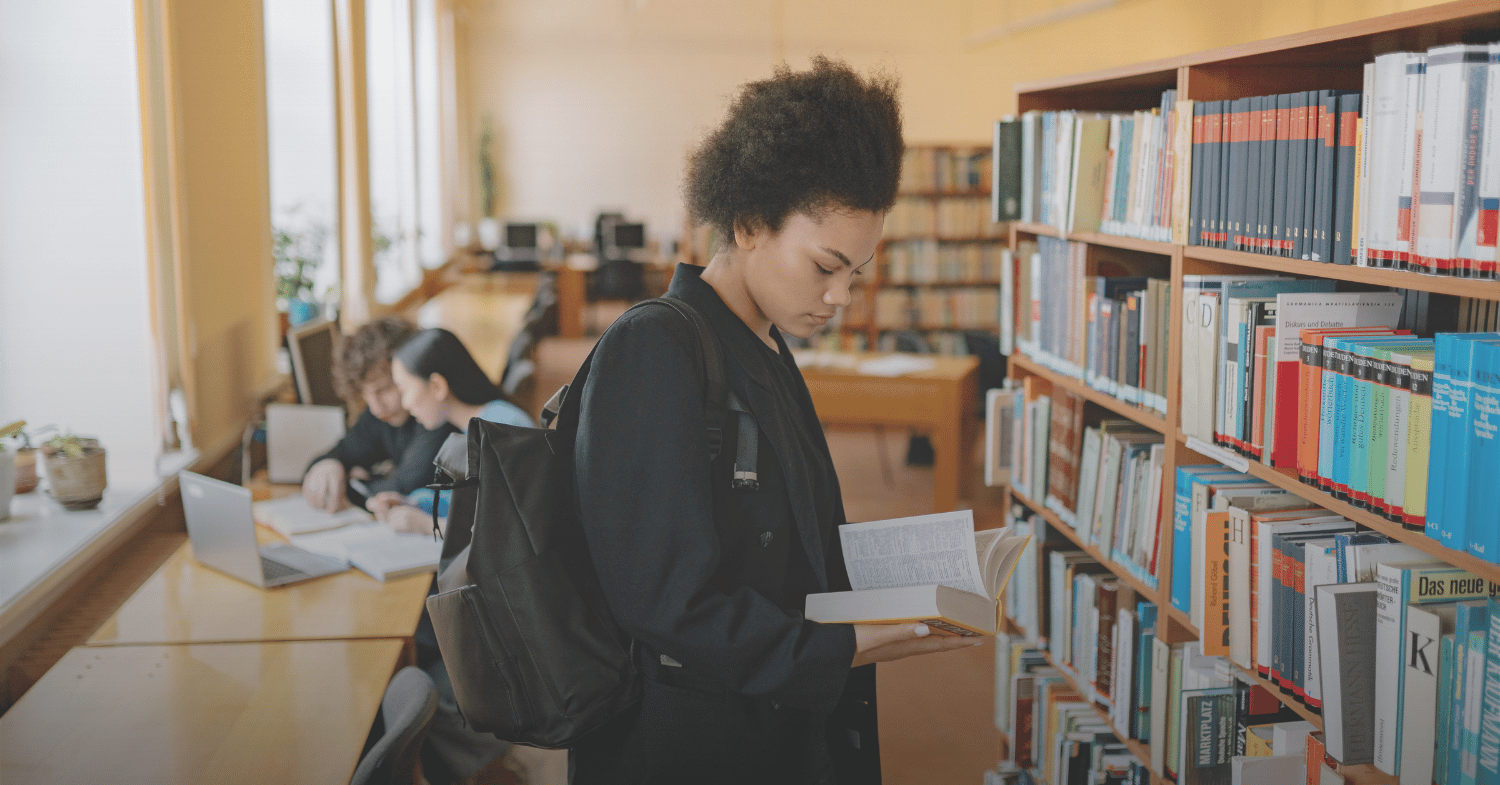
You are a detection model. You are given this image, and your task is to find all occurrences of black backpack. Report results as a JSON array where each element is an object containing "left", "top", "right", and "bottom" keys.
[{"left": 423, "top": 296, "right": 758, "bottom": 748}]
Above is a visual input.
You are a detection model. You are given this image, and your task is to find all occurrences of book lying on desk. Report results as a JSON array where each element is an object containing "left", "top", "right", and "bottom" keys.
[
  {"left": 804, "top": 510, "right": 1031, "bottom": 636},
  {"left": 252, "top": 495, "right": 373, "bottom": 536},
  {"left": 289, "top": 522, "right": 441, "bottom": 582}
]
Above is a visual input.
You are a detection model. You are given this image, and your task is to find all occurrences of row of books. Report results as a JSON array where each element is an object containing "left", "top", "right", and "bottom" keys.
[
  {"left": 1186, "top": 89, "right": 1360, "bottom": 264},
  {"left": 886, "top": 195, "right": 1008, "bottom": 239},
  {"left": 1358, "top": 45, "right": 1498, "bottom": 276},
  {"left": 999, "top": 512, "right": 1324, "bottom": 783},
  {"left": 994, "top": 628, "right": 1147, "bottom": 784},
  {"left": 1006, "top": 235, "right": 1172, "bottom": 414},
  {"left": 1180, "top": 278, "right": 1500, "bottom": 560},
  {"left": 899, "top": 145, "right": 989, "bottom": 194},
  {"left": 995, "top": 93, "right": 1183, "bottom": 243},
  {"left": 998, "top": 381, "right": 1167, "bottom": 590},
  {"left": 881, "top": 239, "right": 1004, "bottom": 285},
  {"left": 872, "top": 287, "right": 1000, "bottom": 331}
]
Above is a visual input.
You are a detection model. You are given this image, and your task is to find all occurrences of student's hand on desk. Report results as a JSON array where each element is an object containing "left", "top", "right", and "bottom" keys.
[
  {"left": 303, "top": 459, "right": 349, "bottom": 512},
  {"left": 849, "top": 622, "right": 983, "bottom": 668},
  {"left": 367, "top": 492, "right": 433, "bottom": 535}
]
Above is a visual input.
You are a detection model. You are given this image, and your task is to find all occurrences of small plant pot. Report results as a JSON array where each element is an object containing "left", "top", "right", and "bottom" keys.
[
  {"left": 14, "top": 447, "right": 38, "bottom": 494},
  {"left": 0, "top": 451, "right": 13, "bottom": 522},
  {"left": 41, "top": 443, "right": 107, "bottom": 511}
]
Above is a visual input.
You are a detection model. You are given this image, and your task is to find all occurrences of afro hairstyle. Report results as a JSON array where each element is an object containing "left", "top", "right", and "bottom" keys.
[{"left": 684, "top": 56, "right": 903, "bottom": 244}]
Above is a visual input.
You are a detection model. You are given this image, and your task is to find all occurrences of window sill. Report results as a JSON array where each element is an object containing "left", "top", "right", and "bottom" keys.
[{"left": 0, "top": 449, "right": 197, "bottom": 646}]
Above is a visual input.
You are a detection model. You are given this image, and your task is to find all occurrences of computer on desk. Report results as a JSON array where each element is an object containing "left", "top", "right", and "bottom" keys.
[
  {"left": 287, "top": 317, "right": 343, "bottom": 408},
  {"left": 592, "top": 214, "right": 648, "bottom": 299},
  {"left": 491, "top": 222, "right": 543, "bottom": 271},
  {"left": 179, "top": 471, "right": 347, "bottom": 588}
]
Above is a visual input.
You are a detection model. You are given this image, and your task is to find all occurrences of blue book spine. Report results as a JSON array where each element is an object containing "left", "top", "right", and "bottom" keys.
[
  {"left": 1136, "top": 601, "right": 1157, "bottom": 742},
  {"left": 1348, "top": 341, "right": 1375, "bottom": 502},
  {"left": 1319, "top": 336, "right": 1344, "bottom": 485},
  {"left": 1171, "top": 466, "right": 1195, "bottom": 614},
  {"left": 1456, "top": 605, "right": 1479, "bottom": 784},
  {"left": 1467, "top": 626, "right": 1490, "bottom": 785},
  {"left": 1431, "top": 333, "right": 1458, "bottom": 542},
  {"left": 1448, "top": 337, "right": 1486, "bottom": 556},
  {"left": 1041, "top": 113, "right": 1055, "bottom": 226},
  {"left": 1332, "top": 337, "right": 1358, "bottom": 496},
  {"left": 1479, "top": 597, "right": 1500, "bottom": 784},
  {"left": 1468, "top": 341, "right": 1500, "bottom": 562}
]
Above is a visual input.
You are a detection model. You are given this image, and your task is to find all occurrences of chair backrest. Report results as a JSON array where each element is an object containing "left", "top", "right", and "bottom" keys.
[{"left": 349, "top": 666, "right": 439, "bottom": 785}]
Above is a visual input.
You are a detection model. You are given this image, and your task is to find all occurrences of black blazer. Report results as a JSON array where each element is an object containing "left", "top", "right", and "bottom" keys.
[{"left": 574, "top": 265, "right": 878, "bottom": 783}]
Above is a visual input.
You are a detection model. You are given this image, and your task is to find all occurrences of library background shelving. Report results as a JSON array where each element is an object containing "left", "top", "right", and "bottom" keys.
[
  {"left": 993, "top": 2, "right": 1500, "bottom": 784},
  {"left": 836, "top": 143, "right": 1007, "bottom": 350}
]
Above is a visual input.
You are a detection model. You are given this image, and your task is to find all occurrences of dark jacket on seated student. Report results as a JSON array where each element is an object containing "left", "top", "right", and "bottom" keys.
[{"left": 308, "top": 412, "right": 454, "bottom": 502}]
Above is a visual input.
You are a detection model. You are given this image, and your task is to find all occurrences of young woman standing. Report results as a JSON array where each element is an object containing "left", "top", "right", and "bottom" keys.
[{"left": 572, "top": 57, "right": 978, "bottom": 785}]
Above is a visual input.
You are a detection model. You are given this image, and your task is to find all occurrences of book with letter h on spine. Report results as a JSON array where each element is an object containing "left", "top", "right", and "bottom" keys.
[{"left": 804, "top": 510, "right": 1031, "bottom": 636}]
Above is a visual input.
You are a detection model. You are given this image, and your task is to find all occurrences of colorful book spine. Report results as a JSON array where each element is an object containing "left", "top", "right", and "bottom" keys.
[
  {"left": 1469, "top": 341, "right": 1500, "bottom": 563},
  {"left": 1479, "top": 597, "right": 1500, "bottom": 784},
  {"left": 1406, "top": 354, "right": 1436, "bottom": 528}
]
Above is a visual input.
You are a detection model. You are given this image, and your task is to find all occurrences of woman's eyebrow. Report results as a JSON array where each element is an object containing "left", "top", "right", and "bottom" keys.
[{"left": 820, "top": 246, "right": 874, "bottom": 268}]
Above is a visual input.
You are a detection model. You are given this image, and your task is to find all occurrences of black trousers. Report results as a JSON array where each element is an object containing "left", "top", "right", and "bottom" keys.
[{"left": 568, "top": 669, "right": 835, "bottom": 785}]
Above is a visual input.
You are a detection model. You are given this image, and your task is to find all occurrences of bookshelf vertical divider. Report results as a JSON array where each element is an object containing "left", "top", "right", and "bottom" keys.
[{"left": 998, "top": 4, "right": 1500, "bottom": 784}]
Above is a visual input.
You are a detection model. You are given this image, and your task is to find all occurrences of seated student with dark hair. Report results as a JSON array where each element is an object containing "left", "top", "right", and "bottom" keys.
[
  {"left": 302, "top": 316, "right": 456, "bottom": 512},
  {"left": 367, "top": 327, "right": 533, "bottom": 534}
]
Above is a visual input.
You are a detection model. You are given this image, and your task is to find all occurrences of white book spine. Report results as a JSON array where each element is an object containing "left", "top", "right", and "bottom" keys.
[
  {"left": 1372, "top": 562, "right": 1404, "bottom": 774},
  {"left": 1399, "top": 605, "right": 1446, "bottom": 785},
  {"left": 1398, "top": 53, "right": 1427, "bottom": 269},
  {"left": 1304, "top": 543, "right": 1340, "bottom": 705},
  {"left": 1228, "top": 509, "right": 1254, "bottom": 670},
  {"left": 1415, "top": 46, "right": 1469, "bottom": 271},
  {"left": 1150, "top": 639, "right": 1170, "bottom": 775}
]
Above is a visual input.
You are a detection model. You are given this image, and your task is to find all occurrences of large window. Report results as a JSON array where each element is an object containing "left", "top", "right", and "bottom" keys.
[
  {"left": 265, "top": 0, "right": 342, "bottom": 321},
  {"left": 367, "top": 0, "right": 446, "bottom": 304}
]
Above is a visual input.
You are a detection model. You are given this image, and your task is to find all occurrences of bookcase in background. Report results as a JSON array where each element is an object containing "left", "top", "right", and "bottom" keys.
[
  {"left": 826, "top": 144, "right": 1007, "bottom": 352},
  {"left": 992, "top": 3, "right": 1500, "bottom": 784}
]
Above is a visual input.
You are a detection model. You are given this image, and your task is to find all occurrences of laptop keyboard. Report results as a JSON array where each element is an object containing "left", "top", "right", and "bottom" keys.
[{"left": 260, "top": 556, "right": 304, "bottom": 582}]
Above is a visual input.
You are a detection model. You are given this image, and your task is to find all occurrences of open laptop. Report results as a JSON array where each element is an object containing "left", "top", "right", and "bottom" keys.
[{"left": 179, "top": 471, "right": 348, "bottom": 588}]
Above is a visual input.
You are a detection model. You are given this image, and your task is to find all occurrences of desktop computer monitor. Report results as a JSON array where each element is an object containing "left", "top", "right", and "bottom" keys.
[
  {"left": 286, "top": 317, "right": 343, "bottom": 407},
  {"left": 491, "top": 221, "right": 542, "bottom": 271}
]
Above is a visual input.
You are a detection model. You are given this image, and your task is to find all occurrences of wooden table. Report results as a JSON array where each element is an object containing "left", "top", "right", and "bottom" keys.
[
  {"left": 799, "top": 353, "right": 980, "bottom": 515},
  {"left": 85, "top": 535, "right": 433, "bottom": 646},
  {"left": 0, "top": 639, "right": 404, "bottom": 784}
]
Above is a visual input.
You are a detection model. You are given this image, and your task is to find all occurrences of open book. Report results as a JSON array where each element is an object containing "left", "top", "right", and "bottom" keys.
[
  {"left": 252, "top": 495, "right": 373, "bottom": 536},
  {"left": 289, "top": 522, "right": 442, "bottom": 582},
  {"left": 804, "top": 510, "right": 1031, "bottom": 636}
]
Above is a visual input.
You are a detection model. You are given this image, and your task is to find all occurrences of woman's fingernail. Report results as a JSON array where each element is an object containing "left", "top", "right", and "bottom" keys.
[
  {"left": 913, "top": 624, "right": 930, "bottom": 637},
  {"left": 971, "top": 639, "right": 985, "bottom": 646}
]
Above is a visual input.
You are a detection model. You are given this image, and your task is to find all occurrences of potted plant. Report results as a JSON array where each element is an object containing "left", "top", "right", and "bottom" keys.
[
  {"left": 40, "top": 433, "right": 107, "bottom": 511},
  {"left": 0, "top": 420, "right": 20, "bottom": 521},
  {"left": 274, "top": 221, "right": 327, "bottom": 327}
]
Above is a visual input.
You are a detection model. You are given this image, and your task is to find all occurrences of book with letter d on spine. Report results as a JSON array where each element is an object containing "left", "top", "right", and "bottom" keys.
[{"left": 804, "top": 510, "right": 1031, "bottom": 636}]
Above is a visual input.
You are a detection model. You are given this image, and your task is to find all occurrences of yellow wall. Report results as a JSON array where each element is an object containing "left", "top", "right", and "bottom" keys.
[{"left": 456, "top": 0, "right": 1453, "bottom": 241}]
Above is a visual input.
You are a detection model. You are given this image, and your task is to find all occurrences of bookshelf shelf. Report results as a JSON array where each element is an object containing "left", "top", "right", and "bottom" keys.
[
  {"left": 1010, "top": 487, "right": 1160, "bottom": 605},
  {"left": 1175, "top": 431, "right": 1500, "bottom": 581},
  {"left": 883, "top": 280, "right": 1002, "bottom": 288},
  {"left": 1010, "top": 352, "right": 1170, "bottom": 434},
  {"left": 1012, "top": 222, "right": 1177, "bottom": 257},
  {"left": 1182, "top": 245, "right": 1500, "bottom": 300}
]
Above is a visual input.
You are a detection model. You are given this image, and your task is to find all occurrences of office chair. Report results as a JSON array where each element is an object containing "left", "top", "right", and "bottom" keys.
[{"left": 350, "top": 666, "right": 439, "bottom": 785}]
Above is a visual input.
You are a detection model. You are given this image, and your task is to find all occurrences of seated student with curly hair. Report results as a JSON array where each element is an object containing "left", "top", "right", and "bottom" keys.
[
  {"left": 570, "top": 57, "right": 979, "bottom": 785},
  {"left": 301, "top": 316, "right": 455, "bottom": 512}
]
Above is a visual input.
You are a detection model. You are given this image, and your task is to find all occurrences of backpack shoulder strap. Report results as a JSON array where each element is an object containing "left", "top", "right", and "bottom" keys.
[{"left": 542, "top": 296, "right": 758, "bottom": 488}]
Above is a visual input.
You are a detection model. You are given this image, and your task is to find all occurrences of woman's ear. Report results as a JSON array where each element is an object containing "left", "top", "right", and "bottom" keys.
[
  {"left": 732, "top": 219, "right": 761, "bottom": 252},
  {"left": 428, "top": 372, "right": 450, "bottom": 402}
]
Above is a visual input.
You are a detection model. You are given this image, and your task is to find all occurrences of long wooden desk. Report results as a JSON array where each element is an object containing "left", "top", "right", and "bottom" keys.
[
  {"left": 85, "top": 535, "right": 432, "bottom": 646},
  {"left": 0, "top": 639, "right": 404, "bottom": 784},
  {"left": 799, "top": 353, "right": 980, "bottom": 515}
]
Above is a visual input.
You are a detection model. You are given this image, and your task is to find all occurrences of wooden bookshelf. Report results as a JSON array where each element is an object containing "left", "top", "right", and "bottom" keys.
[
  {"left": 837, "top": 144, "right": 1005, "bottom": 349},
  {"left": 997, "top": 4, "right": 1500, "bottom": 783},
  {"left": 1035, "top": 645, "right": 1159, "bottom": 781}
]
